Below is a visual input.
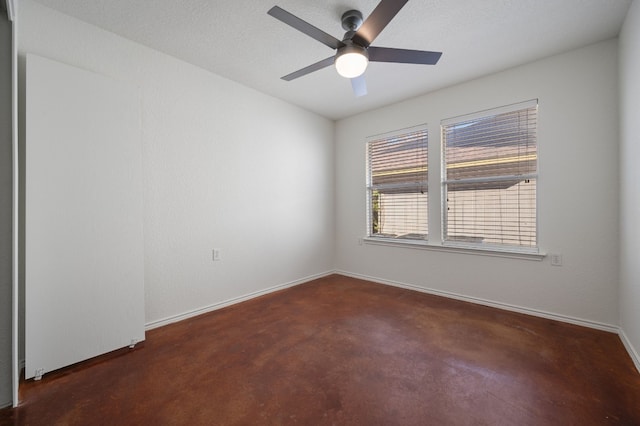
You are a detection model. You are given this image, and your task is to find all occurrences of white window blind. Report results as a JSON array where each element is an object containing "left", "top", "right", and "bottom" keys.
[
  {"left": 442, "top": 100, "right": 538, "bottom": 250},
  {"left": 367, "top": 127, "right": 428, "bottom": 241}
]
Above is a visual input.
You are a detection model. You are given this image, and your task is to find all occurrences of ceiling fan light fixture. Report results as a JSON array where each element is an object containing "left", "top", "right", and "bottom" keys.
[{"left": 335, "top": 44, "right": 369, "bottom": 78}]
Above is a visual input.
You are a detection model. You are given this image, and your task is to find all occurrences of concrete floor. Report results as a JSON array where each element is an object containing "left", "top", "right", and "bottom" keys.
[{"left": 2, "top": 274, "right": 639, "bottom": 425}]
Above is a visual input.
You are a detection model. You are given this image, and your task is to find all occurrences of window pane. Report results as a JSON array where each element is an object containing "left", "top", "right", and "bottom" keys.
[
  {"left": 368, "top": 128, "right": 428, "bottom": 241},
  {"left": 442, "top": 101, "right": 537, "bottom": 250},
  {"left": 446, "top": 179, "right": 536, "bottom": 247},
  {"left": 373, "top": 191, "right": 428, "bottom": 239}
]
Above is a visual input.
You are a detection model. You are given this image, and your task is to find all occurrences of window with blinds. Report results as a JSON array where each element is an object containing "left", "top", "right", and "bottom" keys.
[
  {"left": 441, "top": 100, "right": 538, "bottom": 251},
  {"left": 367, "top": 127, "right": 428, "bottom": 241}
]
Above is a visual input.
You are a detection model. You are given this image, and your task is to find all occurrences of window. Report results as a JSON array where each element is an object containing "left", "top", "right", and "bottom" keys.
[
  {"left": 441, "top": 100, "right": 538, "bottom": 251},
  {"left": 367, "top": 127, "right": 428, "bottom": 241}
]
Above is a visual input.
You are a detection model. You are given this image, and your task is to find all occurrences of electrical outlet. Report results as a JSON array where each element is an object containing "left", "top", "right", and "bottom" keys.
[
  {"left": 550, "top": 253, "right": 563, "bottom": 266},
  {"left": 212, "top": 248, "right": 221, "bottom": 261},
  {"left": 358, "top": 237, "right": 363, "bottom": 246}
]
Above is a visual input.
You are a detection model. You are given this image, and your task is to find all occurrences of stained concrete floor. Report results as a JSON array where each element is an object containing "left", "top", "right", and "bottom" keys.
[{"left": 1, "top": 274, "right": 639, "bottom": 425}]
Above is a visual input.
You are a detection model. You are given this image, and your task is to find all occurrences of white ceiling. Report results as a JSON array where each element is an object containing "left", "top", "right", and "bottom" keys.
[{"left": 31, "top": 0, "right": 632, "bottom": 120}]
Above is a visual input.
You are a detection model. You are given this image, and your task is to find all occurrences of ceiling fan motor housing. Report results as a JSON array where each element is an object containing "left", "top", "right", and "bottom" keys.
[{"left": 341, "top": 10, "right": 363, "bottom": 32}]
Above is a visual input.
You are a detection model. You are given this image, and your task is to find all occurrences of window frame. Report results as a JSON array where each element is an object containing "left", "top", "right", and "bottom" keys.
[
  {"left": 440, "top": 99, "right": 539, "bottom": 254},
  {"left": 365, "top": 124, "right": 429, "bottom": 243}
]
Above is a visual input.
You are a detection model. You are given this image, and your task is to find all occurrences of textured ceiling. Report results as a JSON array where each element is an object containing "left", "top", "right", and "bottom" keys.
[{"left": 31, "top": 0, "right": 632, "bottom": 120}]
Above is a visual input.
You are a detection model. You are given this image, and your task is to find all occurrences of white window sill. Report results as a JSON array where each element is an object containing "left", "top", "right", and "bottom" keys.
[{"left": 362, "top": 237, "right": 546, "bottom": 261}]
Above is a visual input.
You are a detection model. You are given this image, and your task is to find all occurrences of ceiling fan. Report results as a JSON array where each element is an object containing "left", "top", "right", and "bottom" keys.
[{"left": 267, "top": 0, "right": 442, "bottom": 97}]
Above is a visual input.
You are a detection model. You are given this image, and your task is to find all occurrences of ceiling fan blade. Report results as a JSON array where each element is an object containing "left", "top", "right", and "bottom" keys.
[
  {"left": 368, "top": 47, "right": 442, "bottom": 65},
  {"left": 351, "top": 75, "right": 367, "bottom": 97},
  {"left": 351, "top": 0, "right": 409, "bottom": 47},
  {"left": 268, "top": 6, "right": 345, "bottom": 50},
  {"left": 281, "top": 56, "right": 335, "bottom": 81}
]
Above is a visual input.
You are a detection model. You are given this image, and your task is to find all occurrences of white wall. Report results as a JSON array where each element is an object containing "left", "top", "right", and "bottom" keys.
[
  {"left": 336, "top": 39, "right": 620, "bottom": 327},
  {"left": 18, "top": 0, "right": 335, "bottom": 327},
  {"left": 619, "top": 0, "right": 640, "bottom": 368}
]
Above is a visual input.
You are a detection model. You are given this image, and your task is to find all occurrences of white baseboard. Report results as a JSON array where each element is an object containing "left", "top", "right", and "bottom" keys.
[
  {"left": 145, "top": 271, "right": 335, "bottom": 331},
  {"left": 336, "top": 270, "right": 619, "bottom": 333},
  {"left": 619, "top": 328, "right": 640, "bottom": 374}
]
